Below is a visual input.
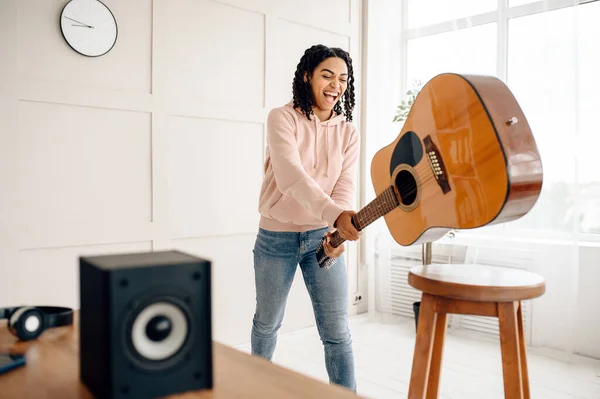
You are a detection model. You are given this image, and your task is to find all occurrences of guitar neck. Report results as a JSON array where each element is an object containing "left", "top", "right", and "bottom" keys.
[{"left": 329, "top": 186, "right": 399, "bottom": 248}]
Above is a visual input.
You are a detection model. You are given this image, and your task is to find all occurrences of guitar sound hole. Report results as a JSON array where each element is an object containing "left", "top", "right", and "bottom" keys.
[{"left": 395, "top": 169, "right": 418, "bottom": 206}]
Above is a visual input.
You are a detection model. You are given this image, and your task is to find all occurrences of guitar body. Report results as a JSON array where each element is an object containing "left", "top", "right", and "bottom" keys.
[{"left": 371, "top": 73, "right": 543, "bottom": 247}]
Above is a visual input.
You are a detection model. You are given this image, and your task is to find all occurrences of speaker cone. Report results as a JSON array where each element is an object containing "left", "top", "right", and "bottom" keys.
[
  {"left": 123, "top": 295, "right": 193, "bottom": 372},
  {"left": 131, "top": 302, "right": 187, "bottom": 361}
]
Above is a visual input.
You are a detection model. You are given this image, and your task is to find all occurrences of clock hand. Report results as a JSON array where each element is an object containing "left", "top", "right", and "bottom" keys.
[{"left": 64, "top": 16, "right": 93, "bottom": 28}]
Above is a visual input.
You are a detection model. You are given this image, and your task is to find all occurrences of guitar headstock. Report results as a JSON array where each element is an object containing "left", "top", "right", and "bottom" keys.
[{"left": 316, "top": 239, "right": 337, "bottom": 269}]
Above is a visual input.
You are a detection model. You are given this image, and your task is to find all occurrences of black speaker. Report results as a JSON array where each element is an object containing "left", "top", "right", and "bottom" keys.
[{"left": 79, "top": 250, "right": 213, "bottom": 399}]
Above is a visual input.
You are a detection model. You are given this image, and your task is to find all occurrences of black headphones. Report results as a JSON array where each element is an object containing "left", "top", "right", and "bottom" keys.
[{"left": 0, "top": 306, "right": 74, "bottom": 341}]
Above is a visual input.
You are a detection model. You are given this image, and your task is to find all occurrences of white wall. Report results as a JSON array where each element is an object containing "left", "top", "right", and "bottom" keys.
[
  {"left": 361, "top": 0, "right": 404, "bottom": 315},
  {"left": 575, "top": 247, "right": 600, "bottom": 359},
  {"left": 0, "top": 0, "right": 363, "bottom": 347}
]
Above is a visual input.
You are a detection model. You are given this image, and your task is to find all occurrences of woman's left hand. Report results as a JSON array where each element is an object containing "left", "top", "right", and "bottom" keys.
[
  {"left": 334, "top": 210, "right": 360, "bottom": 241},
  {"left": 323, "top": 232, "right": 345, "bottom": 258}
]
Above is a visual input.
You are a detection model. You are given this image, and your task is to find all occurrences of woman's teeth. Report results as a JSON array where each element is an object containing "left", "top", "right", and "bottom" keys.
[{"left": 324, "top": 92, "right": 338, "bottom": 102}]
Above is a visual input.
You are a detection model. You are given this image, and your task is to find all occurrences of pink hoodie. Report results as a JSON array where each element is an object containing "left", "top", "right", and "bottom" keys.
[{"left": 258, "top": 100, "right": 360, "bottom": 232}]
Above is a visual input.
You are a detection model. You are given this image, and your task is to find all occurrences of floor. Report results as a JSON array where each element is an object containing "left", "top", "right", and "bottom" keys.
[{"left": 235, "top": 313, "right": 600, "bottom": 399}]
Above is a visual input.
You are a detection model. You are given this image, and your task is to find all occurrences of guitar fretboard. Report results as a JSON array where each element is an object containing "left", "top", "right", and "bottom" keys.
[{"left": 329, "top": 186, "right": 399, "bottom": 248}]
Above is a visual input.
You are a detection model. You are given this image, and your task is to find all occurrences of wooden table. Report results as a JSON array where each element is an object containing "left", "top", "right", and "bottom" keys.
[{"left": 0, "top": 313, "right": 360, "bottom": 398}]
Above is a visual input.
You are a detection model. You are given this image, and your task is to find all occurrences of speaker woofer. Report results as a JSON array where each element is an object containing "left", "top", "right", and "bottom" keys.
[
  {"left": 131, "top": 302, "right": 187, "bottom": 361},
  {"left": 123, "top": 294, "right": 194, "bottom": 373}
]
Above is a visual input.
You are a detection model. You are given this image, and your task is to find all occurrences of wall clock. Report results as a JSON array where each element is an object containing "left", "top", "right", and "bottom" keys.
[{"left": 60, "top": 0, "right": 118, "bottom": 57}]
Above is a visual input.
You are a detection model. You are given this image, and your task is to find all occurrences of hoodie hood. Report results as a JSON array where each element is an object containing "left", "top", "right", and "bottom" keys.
[
  {"left": 285, "top": 100, "right": 346, "bottom": 125},
  {"left": 285, "top": 100, "right": 346, "bottom": 177}
]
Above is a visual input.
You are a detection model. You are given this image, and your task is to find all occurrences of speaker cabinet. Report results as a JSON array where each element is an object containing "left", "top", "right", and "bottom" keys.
[{"left": 79, "top": 250, "right": 212, "bottom": 399}]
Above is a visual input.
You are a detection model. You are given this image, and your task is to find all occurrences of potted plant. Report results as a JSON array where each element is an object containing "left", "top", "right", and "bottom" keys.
[
  {"left": 393, "top": 79, "right": 423, "bottom": 123},
  {"left": 392, "top": 80, "right": 430, "bottom": 331}
]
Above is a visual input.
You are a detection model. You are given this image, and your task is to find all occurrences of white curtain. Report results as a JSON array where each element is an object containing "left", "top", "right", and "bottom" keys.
[{"left": 364, "top": 0, "right": 599, "bottom": 360}]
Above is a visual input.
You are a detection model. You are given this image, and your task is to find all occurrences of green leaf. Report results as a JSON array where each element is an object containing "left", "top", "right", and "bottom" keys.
[{"left": 393, "top": 80, "right": 424, "bottom": 122}]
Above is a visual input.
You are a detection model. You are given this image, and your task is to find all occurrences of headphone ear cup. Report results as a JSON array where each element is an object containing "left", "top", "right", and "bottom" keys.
[{"left": 9, "top": 307, "right": 46, "bottom": 341}]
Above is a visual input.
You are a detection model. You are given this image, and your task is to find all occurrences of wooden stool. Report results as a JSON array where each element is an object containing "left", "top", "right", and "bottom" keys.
[{"left": 406, "top": 264, "right": 546, "bottom": 399}]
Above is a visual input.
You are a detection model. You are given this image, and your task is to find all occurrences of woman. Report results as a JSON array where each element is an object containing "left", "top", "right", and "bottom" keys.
[{"left": 251, "top": 44, "right": 360, "bottom": 392}]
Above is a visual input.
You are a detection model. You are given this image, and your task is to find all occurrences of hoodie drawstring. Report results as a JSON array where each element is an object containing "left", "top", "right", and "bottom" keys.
[
  {"left": 313, "top": 119, "right": 330, "bottom": 177},
  {"left": 314, "top": 117, "right": 318, "bottom": 169},
  {"left": 325, "top": 124, "right": 329, "bottom": 177}
]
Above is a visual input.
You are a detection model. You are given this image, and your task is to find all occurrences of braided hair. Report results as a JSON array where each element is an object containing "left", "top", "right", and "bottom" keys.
[{"left": 292, "top": 44, "right": 356, "bottom": 122}]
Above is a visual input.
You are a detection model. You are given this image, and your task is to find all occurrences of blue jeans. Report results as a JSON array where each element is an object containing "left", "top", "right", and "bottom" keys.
[{"left": 251, "top": 227, "right": 357, "bottom": 392}]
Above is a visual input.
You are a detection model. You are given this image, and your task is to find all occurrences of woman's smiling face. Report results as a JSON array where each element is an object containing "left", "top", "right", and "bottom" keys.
[{"left": 307, "top": 57, "right": 348, "bottom": 119}]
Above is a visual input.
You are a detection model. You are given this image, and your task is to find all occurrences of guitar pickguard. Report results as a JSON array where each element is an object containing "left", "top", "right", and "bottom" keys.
[{"left": 389, "top": 131, "right": 423, "bottom": 176}]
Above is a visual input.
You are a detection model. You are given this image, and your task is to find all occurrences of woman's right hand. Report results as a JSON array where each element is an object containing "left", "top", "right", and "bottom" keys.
[{"left": 323, "top": 232, "right": 345, "bottom": 258}]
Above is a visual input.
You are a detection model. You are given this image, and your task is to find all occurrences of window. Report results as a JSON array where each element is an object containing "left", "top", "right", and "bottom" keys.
[
  {"left": 406, "top": 23, "right": 497, "bottom": 87},
  {"left": 506, "top": 7, "right": 578, "bottom": 233},
  {"left": 396, "top": 0, "right": 600, "bottom": 238},
  {"left": 577, "top": 1, "right": 600, "bottom": 233},
  {"left": 506, "top": 2, "right": 600, "bottom": 234},
  {"left": 407, "top": 0, "right": 497, "bottom": 28},
  {"left": 370, "top": 0, "right": 599, "bottom": 359}
]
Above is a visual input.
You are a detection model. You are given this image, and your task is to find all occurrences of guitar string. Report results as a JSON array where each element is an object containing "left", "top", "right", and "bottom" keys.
[{"left": 381, "top": 141, "right": 489, "bottom": 207}]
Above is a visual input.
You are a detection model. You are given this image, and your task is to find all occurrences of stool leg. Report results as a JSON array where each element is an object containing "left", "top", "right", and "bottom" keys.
[
  {"left": 498, "top": 301, "right": 524, "bottom": 399},
  {"left": 408, "top": 293, "right": 436, "bottom": 399},
  {"left": 517, "top": 302, "right": 530, "bottom": 399},
  {"left": 426, "top": 312, "right": 447, "bottom": 399}
]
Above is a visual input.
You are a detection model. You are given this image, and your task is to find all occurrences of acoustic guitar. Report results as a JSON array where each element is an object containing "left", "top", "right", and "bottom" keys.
[{"left": 317, "top": 73, "right": 543, "bottom": 269}]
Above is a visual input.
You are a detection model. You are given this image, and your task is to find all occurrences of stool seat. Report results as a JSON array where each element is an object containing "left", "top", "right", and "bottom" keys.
[{"left": 408, "top": 264, "right": 546, "bottom": 302}]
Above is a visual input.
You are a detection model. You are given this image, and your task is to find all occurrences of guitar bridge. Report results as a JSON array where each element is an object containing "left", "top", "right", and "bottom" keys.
[{"left": 424, "top": 135, "right": 451, "bottom": 194}]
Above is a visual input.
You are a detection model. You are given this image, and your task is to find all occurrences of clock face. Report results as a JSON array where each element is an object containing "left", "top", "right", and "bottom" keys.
[{"left": 60, "top": 0, "right": 118, "bottom": 57}]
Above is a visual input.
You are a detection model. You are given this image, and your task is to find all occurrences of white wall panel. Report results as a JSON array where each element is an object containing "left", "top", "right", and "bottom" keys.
[
  {"left": 167, "top": 116, "right": 263, "bottom": 239},
  {"left": 211, "top": 0, "right": 352, "bottom": 33},
  {"left": 279, "top": 0, "right": 352, "bottom": 26},
  {"left": 17, "top": 102, "right": 152, "bottom": 228},
  {"left": 575, "top": 247, "right": 600, "bottom": 359},
  {"left": 17, "top": 0, "right": 152, "bottom": 94},
  {"left": 16, "top": 241, "right": 152, "bottom": 308},
  {"left": 166, "top": 0, "right": 265, "bottom": 108},
  {"left": 269, "top": 19, "right": 351, "bottom": 108},
  {"left": 0, "top": 0, "right": 19, "bottom": 309},
  {"left": 171, "top": 234, "right": 314, "bottom": 346},
  {"left": 171, "top": 235, "right": 257, "bottom": 346},
  {"left": 1, "top": 0, "right": 363, "bottom": 347}
]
